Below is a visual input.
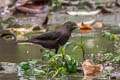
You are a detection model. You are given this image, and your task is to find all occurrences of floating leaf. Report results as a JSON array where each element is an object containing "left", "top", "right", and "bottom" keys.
[
  {"left": 67, "top": 10, "right": 100, "bottom": 16},
  {"left": 80, "top": 23, "right": 92, "bottom": 33}
]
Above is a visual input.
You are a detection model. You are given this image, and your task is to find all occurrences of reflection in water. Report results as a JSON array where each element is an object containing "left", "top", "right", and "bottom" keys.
[
  {"left": 85, "top": 39, "right": 95, "bottom": 48},
  {"left": 83, "top": 75, "right": 97, "bottom": 80},
  {"left": 0, "top": 73, "right": 18, "bottom": 80},
  {"left": 0, "top": 39, "right": 44, "bottom": 63},
  {"left": 19, "top": 76, "right": 37, "bottom": 80},
  {"left": 0, "top": 39, "right": 19, "bottom": 63}
]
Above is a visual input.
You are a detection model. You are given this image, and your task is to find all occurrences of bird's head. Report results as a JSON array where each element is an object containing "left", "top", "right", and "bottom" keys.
[{"left": 63, "top": 21, "right": 80, "bottom": 31}]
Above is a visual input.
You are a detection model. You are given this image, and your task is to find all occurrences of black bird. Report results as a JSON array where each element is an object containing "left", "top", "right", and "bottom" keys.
[{"left": 18, "top": 21, "right": 80, "bottom": 53}]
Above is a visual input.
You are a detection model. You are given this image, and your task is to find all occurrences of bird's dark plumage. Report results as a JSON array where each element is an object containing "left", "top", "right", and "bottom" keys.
[{"left": 18, "top": 21, "right": 78, "bottom": 53}]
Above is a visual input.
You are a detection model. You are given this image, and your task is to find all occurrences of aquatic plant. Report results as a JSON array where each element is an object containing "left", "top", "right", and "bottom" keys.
[
  {"left": 17, "top": 42, "right": 78, "bottom": 78},
  {"left": 73, "top": 23, "right": 92, "bottom": 61},
  {"left": 102, "top": 32, "right": 119, "bottom": 41}
]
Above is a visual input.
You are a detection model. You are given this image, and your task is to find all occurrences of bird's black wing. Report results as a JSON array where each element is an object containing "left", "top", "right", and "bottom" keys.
[{"left": 32, "top": 31, "right": 62, "bottom": 40}]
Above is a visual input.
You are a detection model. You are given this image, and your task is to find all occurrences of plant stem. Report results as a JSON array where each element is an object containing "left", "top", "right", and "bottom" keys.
[
  {"left": 81, "top": 46, "right": 85, "bottom": 61},
  {"left": 62, "top": 45, "right": 66, "bottom": 61},
  {"left": 62, "top": 53, "right": 65, "bottom": 61},
  {"left": 80, "top": 36, "right": 85, "bottom": 61}
]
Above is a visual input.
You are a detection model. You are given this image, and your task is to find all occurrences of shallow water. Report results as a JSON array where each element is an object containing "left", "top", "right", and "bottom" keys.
[
  {"left": 0, "top": 12, "right": 120, "bottom": 80},
  {"left": 0, "top": 30, "right": 114, "bottom": 80}
]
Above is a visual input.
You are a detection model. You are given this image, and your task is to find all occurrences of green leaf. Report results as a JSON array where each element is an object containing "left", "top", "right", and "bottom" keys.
[
  {"left": 40, "top": 48, "right": 45, "bottom": 53},
  {"left": 49, "top": 54, "right": 62, "bottom": 62},
  {"left": 110, "top": 34, "right": 119, "bottom": 41},
  {"left": 61, "top": 61, "right": 66, "bottom": 66},
  {"left": 34, "top": 68, "right": 46, "bottom": 75},
  {"left": 29, "top": 60, "right": 37, "bottom": 65},
  {"left": 66, "top": 55, "right": 72, "bottom": 61},
  {"left": 42, "top": 53, "right": 49, "bottom": 61},
  {"left": 49, "top": 51, "right": 55, "bottom": 58},
  {"left": 42, "top": 51, "right": 55, "bottom": 61},
  {"left": 20, "top": 63, "right": 30, "bottom": 71},
  {"left": 71, "top": 58, "right": 76, "bottom": 65},
  {"left": 48, "top": 70, "right": 56, "bottom": 76},
  {"left": 61, "top": 67, "right": 67, "bottom": 74},
  {"left": 61, "top": 42, "right": 72, "bottom": 54},
  {"left": 67, "top": 65, "right": 76, "bottom": 73},
  {"left": 72, "top": 45, "right": 79, "bottom": 52}
]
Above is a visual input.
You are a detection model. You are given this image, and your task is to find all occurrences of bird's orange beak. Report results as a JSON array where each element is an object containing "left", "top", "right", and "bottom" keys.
[{"left": 74, "top": 25, "right": 81, "bottom": 29}]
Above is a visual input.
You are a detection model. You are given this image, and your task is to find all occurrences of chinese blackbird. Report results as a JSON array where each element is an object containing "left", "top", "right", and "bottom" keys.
[{"left": 18, "top": 21, "right": 80, "bottom": 53}]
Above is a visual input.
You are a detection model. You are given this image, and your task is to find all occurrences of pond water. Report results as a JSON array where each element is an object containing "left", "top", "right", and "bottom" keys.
[{"left": 0, "top": 12, "right": 120, "bottom": 80}]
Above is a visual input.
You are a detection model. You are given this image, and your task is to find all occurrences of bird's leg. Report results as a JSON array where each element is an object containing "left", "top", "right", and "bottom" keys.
[
  {"left": 55, "top": 47, "right": 59, "bottom": 54},
  {"left": 55, "top": 48, "right": 58, "bottom": 54}
]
